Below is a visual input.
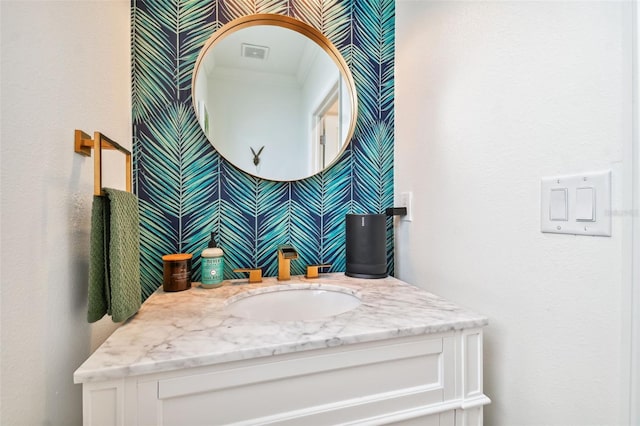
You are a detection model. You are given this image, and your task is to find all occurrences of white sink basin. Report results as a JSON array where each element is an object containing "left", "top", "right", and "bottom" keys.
[{"left": 225, "top": 285, "right": 361, "bottom": 321}]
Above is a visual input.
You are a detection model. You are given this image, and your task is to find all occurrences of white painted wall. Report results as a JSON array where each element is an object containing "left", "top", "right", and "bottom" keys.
[
  {"left": 209, "top": 69, "right": 306, "bottom": 179},
  {"left": 1, "top": 1, "right": 130, "bottom": 424},
  {"left": 631, "top": 4, "right": 640, "bottom": 423},
  {"left": 395, "top": 1, "right": 633, "bottom": 424}
]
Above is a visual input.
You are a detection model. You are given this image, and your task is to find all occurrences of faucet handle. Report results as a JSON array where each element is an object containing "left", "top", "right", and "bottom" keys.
[
  {"left": 233, "top": 268, "right": 263, "bottom": 283},
  {"left": 305, "top": 264, "right": 332, "bottom": 279}
]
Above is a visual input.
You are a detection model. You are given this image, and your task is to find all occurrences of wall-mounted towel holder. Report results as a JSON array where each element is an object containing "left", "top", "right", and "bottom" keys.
[{"left": 74, "top": 130, "right": 132, "bottom": 196}]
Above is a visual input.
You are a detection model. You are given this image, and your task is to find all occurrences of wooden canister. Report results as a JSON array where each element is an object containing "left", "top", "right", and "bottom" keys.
[{"left": 162, "top": 253, "right": 192, "bottom": 292}]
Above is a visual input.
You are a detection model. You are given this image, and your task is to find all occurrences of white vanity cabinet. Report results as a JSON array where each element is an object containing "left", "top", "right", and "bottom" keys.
[
  {"left": 76, "top": 274, "right": 490, "bottom": 426},
  {"left": 81, "top": 330, "right": 486, "bottom": 425}
]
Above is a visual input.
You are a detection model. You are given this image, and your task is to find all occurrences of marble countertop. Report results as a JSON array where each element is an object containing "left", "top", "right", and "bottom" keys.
[{"left": 74, "top": 273, "right": 487, "bottom": 384}]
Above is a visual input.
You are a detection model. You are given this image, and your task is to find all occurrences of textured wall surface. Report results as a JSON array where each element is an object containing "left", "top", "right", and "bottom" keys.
[
  {"left": 1, "top": 2, "right": 131, "bottom": 424},
  {"left": 395, "top": 1, "right": 632, "bottom": 424},
  {"left": 132, "top": 0, "right": 394, "bottom": 298}
]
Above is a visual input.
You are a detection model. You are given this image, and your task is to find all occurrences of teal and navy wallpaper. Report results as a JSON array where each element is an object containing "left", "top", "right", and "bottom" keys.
[{"left": 132, "top": 0, "right": 394, "bottom": 299}]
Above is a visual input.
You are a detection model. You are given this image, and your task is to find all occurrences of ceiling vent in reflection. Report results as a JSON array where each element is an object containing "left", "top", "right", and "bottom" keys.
[{"left": 241, "top": 43, "right": 269, "bottom": 60}]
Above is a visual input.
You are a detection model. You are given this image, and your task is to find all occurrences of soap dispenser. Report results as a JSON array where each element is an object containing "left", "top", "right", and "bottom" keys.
[{"left": 201, "top": 232, "right": 224, "bottom": 288}]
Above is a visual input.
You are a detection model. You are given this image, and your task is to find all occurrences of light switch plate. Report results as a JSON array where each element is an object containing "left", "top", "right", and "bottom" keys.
[
  {"left": 540, "top": 170, "right": 611, "bottom": 236},
  {"left": 399, "top": 191, "right": 413, "bottom": 222}
]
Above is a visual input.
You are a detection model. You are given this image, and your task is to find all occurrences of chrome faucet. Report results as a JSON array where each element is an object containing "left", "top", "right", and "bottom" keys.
[{"left": 277, "top": 244, "right": 298, "bottom": 281}]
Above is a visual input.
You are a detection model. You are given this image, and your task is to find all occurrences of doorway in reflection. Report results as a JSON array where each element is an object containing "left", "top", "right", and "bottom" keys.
[{"left": 312, "top": 83, "right": 341, "bottom": 172}]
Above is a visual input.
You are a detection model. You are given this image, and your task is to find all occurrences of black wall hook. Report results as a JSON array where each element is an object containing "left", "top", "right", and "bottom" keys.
[{"left": 250, "top": 146, "right": 264, "bottom": 166}]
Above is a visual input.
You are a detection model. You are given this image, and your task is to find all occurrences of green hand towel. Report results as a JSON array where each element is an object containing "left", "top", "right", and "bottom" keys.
[{"left": 88, "top": 188, "right": 141, "bottom": 323}]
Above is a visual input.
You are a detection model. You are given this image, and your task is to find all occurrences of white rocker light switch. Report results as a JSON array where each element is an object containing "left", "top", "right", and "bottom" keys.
[
  {"left": 549, "top": 188, "right": 568, "bottom": 221},
  {"left": 575, "top": 187, "right": 595, "bottom": 222}
]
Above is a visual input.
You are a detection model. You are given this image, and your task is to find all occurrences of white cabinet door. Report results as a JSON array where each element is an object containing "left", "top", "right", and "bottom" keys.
[{"left": 136, "top": 336, "right": 447, "bottom": 425}]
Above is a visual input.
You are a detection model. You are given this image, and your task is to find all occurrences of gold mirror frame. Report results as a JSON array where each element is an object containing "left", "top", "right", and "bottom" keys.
[{"left": 191, "top": 14, "right": 358, "bottom": 181}]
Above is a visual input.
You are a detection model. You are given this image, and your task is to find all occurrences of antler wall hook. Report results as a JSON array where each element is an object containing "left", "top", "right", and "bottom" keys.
[{"left": 250, "top": 146, "right": 264, "bottom": 166}]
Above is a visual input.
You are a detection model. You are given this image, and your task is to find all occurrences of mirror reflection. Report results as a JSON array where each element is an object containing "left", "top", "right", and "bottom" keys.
[{"left": 193, "top": 16, "right": 357, "bottom": 181}]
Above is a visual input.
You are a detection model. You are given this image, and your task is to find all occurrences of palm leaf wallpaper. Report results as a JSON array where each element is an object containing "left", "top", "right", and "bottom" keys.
[{"left": 132, "top": 0, "right": 395, "bottom": 299}]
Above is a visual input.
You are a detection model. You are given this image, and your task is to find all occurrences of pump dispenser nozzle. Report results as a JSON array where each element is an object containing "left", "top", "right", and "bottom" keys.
[{"left": 208, "top": 232, "right": 218, "bottom": 248}]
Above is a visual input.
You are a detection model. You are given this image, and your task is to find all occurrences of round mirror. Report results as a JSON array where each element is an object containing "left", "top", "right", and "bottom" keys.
[{"left": 192, "top": 14, "right": 357, "bottom": 181}]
